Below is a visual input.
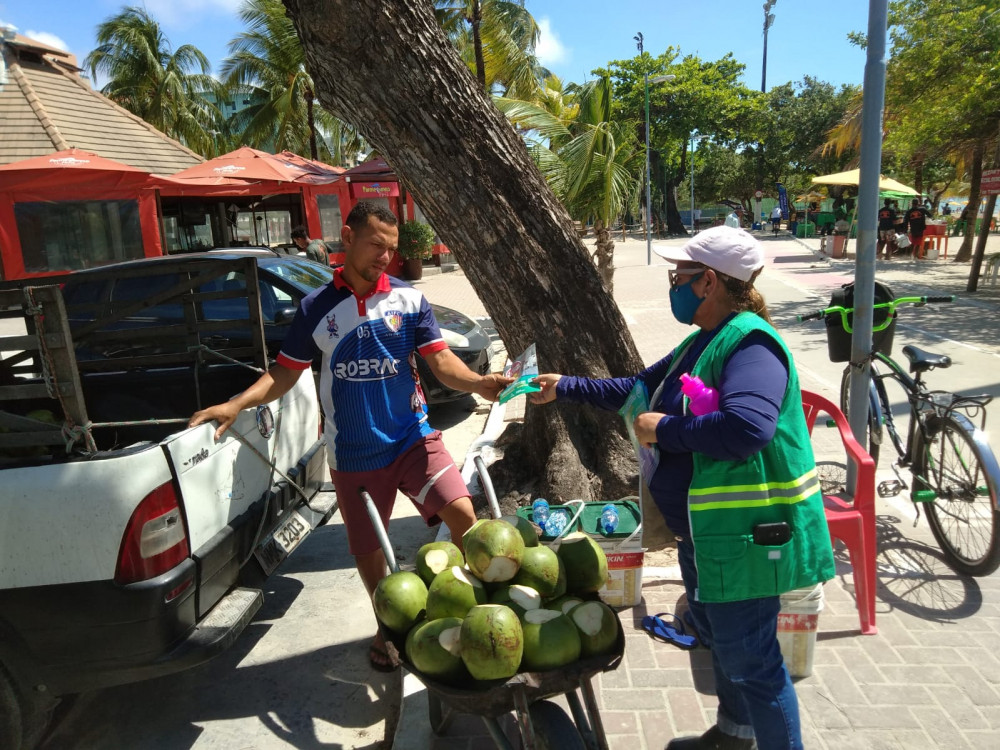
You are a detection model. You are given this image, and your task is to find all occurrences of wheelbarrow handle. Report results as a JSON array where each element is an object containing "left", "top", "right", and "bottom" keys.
[
  {"left": 474, "top": 454, "right": 503, "bottom": 520},
  {"left": 360, "top": 487, "right": 399, "bottom": 573}
]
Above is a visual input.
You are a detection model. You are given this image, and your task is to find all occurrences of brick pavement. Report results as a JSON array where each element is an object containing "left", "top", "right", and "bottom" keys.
[{"left": 396, "top": 233, "right": 1000, "bottom": 750}]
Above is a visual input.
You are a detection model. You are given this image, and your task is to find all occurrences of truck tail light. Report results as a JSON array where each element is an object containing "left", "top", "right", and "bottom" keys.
[{"left": 115, "top": 482, "right": 190, "bottom": 584}]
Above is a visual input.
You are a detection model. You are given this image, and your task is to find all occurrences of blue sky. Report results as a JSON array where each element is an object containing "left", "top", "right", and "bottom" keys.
[{"left": 2, "top": 0, "right": 872, "bottom": 91}]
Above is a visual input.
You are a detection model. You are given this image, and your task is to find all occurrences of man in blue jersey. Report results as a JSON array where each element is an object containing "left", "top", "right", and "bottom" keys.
[{"left": 190, "top": 201, "right": 512, "bottom": 671}]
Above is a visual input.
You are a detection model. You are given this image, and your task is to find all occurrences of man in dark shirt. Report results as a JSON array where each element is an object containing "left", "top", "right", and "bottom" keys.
[
  {"left": 877, "top": 199, "right": 897, "bottom": 259},
  {"left": 904, "top": 199, "right": 932, "bottom": 258}
]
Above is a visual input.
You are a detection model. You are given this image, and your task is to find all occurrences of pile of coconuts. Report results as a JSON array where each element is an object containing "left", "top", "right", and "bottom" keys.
[{"left": 372, "top": 516, "right": 619, "bottom": 685}]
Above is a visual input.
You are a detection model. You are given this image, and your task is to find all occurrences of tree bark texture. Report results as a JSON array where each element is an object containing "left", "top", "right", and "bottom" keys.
[
  {"left": 283, "top": 0, "right": 644, "bottom": 502},
  {"left": 955, "top": 141, "right": 984, "bottom": 263}
]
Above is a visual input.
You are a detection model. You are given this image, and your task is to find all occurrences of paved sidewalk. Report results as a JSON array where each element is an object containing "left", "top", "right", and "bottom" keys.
[{"left": 393, "top": 231, "right": 1000, "bottom": 750}]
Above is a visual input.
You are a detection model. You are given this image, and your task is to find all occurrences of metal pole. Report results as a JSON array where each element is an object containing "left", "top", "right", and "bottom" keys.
[
  {"left": 690, "top": 136, "right": 696, "bottom": 232},
  {"left": 644, "top": 70, "right": 652, "bottom": 265},
  {"left": 848, "top": 0, "right": 889, "bottom": 471}
]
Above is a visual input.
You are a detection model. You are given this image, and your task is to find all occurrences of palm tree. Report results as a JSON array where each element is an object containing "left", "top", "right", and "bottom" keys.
[
  {"left": 221, "top": 0, "right": 363, "bottom": 162},
  {"left": 497, "top": 76, "right": 642, "bottom": 292},
  {"left": 434, "top": 0, "right": 544, "bottom": 99},
  {"left": 84, "top": 6, "right": 222, "bottom": 156}
]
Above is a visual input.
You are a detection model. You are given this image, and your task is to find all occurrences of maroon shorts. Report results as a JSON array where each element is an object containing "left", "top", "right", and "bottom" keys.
[{"left": 331, "top": 431, "right": 469, "bottom": 555}]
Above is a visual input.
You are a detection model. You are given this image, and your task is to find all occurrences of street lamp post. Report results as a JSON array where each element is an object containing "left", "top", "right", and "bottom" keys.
[
  {"left": 689, "top": 134, "right": 707, "bottom": 233},
  {"left": 762, "top": 1, "right": 776, "bottom": 93},
  {"left": 755, "top": 1, "right": 777, "bottom": 228}
]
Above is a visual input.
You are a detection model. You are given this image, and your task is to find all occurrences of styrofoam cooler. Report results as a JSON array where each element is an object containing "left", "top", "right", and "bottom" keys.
[
  {"left": 578, "top": 499, "right": 644, "bottom": 608},
  {"left": 776, "top": 584, "right": 824, "bottom": 677}
]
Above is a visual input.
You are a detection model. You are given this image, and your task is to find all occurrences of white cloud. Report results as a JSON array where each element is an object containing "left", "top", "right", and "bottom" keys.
[
  {"left": 535, "top": 18, "right": 567, "bottom": 67},
  {"left": 23, "top": 30, "right": 69, "bottom": 51}
]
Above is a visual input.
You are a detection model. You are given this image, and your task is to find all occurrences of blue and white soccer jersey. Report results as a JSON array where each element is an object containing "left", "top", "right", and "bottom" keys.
[{"left": 276, "top": 270, "right": 447, "bottom": 471}]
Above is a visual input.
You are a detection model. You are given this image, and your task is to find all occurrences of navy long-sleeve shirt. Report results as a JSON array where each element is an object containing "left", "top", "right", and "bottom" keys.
[{"left": 556, "top": 316, "right": 789, "bottom": 535}]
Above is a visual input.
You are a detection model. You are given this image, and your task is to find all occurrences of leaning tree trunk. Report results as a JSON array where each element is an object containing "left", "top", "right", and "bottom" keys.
[
  {"left": 305, "top": 87, "right": 318, "bottom": 160},
  {"left": 593, "top": 220, "right": 614, "bottom": 294},
  {"left": 663, "top": 172, "right": 688, "bottom": 235},
  {"left": 471, "top": 0, "right": 487, "bottom": 91},
  {"left": 283, "top": 0, "right": 643, "bottom": 503},
  {"left": 955, "top": 141, "right": 984, "bottom": 262}
]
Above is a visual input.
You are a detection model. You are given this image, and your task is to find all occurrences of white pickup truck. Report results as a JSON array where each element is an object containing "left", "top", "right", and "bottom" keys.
[{"left": 0, "top": 258, "right": 332, "bottom": 749}]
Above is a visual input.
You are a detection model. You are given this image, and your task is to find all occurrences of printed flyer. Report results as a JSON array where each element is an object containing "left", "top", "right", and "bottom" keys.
[{"left": 497, "top": 343, "right": 542, "bottom": 404}]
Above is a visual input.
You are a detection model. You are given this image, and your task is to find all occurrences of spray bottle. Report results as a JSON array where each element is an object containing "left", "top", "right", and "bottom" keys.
[{"left": 679, "top": 373, "right": 719, "bottom": 416}]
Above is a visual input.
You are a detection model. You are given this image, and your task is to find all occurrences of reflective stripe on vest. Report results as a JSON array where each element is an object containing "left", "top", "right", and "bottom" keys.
[{"left": 688, "top": 468, "right": 819, "bottom": 512}]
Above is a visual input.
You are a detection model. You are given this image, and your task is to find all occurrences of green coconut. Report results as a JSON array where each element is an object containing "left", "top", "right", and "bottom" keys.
[
  {"left": 511, "top": 544, "right": 562, "bottom": 597},
  {"left": 489, "top": 583, "right": 542, "bottom": 619},
  {"left": 462, "top": 519, "right": 525, "bottom": 583},
  {"left": 569, "top": 600, "right": 619, "bottom": 657},
  {"left": 425, "top": 566, "right": 487, "bottom": 620},
  {"left": 556, "top": 532, "right": 609, "bottom": 593},
  {"left": 372, "top": 571, "right": 428, "bottom": 635},
  {"left": 500, "top": 514, "right": 540, "bottom": 547},
  {"left": 520, "top": 608, "right": 582, "bottom": 671},
  {"left": 415, "top": 541, "right": 465, "bottom": 585},
  {"left": 404, "top": 617, "right": 469, "bottom": 684},
  {"left": 460, "top": 604, "right": 524, "bottom": 681},
  {"left": 545, "top": 594, "right": 585, "bottom": 616}
]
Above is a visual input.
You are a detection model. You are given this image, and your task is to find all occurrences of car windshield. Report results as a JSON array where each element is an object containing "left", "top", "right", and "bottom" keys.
[{"left": 260, "top": 256, "right": 334, "bottom": 294}]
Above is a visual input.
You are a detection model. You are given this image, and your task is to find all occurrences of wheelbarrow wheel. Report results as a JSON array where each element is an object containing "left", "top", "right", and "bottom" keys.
[{"left": 523, "top": 700, "right": 585, "bottom": 750}]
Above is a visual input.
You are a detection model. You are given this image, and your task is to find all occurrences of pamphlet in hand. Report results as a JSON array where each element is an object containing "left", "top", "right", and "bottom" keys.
[
  {"left": 497, "top": 343, "right": 542, "bottom": 404},
  {"left": 618, "top": 380, "right": 660, "bottom": 481}
]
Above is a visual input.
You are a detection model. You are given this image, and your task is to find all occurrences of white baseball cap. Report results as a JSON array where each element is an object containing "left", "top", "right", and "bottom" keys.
[{"left": 653, "top": 225, "right": 765, "bottom": 282}]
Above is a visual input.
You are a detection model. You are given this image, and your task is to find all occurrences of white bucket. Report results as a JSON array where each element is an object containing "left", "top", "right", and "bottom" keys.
[{"left": 776, "top": 584, "right": 824, "bottom": 677}]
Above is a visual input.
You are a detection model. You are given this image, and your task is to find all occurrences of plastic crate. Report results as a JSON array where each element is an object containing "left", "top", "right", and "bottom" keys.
[{"left": 825, "top": 281, "right": 896, "bottom": 362}]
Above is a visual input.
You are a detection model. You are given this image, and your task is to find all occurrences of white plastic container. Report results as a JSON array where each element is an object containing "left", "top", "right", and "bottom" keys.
[{"left": 776, "top": 584, "right": 824, "bottom": 677}]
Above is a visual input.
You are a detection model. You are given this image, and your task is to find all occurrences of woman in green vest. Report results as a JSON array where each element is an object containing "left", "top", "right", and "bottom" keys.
[{"left": 531, "top": 226, "right": 834, "bottom": 750}]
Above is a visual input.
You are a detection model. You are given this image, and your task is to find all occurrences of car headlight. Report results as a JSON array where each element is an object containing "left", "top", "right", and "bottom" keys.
[{"left": 441, "top": 328, "right": 471, "bottom": 349}]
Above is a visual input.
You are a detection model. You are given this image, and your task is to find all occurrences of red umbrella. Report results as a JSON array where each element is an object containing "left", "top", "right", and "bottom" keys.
[
  {"left": 343, "top": 158, "right": 395, "bottom": 180},
  {"left": 277, "top": 150, "right": 344, "bottom": 179},
  {"left": 169, "top": 146, "right": 315, "bottom": 183},
  {"left": 0, "top": 148, "right": 151, "bottom": 193}
]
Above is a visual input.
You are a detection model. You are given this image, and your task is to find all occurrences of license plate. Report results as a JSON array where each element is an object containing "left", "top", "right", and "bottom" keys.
[{"left": 255, "top": 510, "right": 310, "bottom": 575}]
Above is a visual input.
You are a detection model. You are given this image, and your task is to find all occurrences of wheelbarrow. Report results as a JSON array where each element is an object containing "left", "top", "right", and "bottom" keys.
[{"left": 359, "top": 459, "right": 625, "bottom": 750}]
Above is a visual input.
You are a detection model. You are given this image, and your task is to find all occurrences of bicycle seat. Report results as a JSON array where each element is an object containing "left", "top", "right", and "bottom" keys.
[{"left": 902, "top": 344, "right": 952, "bottom": 373}]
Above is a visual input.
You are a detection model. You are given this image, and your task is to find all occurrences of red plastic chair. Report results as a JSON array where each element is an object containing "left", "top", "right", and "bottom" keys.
[{"left": 801, "top": 390, "right": 878, "bottom": 635}]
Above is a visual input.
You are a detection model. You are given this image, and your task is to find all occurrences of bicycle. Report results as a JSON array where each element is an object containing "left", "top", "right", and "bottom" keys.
[{"left": 799, "top": 294, "right": 1000, "bottom": 576}]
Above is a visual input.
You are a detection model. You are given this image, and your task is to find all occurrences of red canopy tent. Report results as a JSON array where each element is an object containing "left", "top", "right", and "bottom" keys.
[
  {"left": 167, "top": 146, "right": 323, "bottom": 184},
  {"left": 0, "top": 149, "right": 162, "bottom": 279}
]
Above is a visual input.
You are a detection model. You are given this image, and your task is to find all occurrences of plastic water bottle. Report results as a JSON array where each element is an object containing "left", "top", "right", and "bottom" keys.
[
  {"left": 531, "top": 498, "right": 550, "bottom": 526},
  {"left": 600, "top": 504, "right": 620, "bottom": 535},
  {"left": 679, "top": 373, "right": 720, "bottom": 416},
  {"left": 543, "top": 509, "right": 570, "bottom": 537}
]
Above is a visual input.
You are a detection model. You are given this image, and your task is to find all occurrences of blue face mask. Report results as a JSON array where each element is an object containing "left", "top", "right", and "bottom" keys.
[{"left": 669, "top": 272, "right": 705, "bottom": 324}]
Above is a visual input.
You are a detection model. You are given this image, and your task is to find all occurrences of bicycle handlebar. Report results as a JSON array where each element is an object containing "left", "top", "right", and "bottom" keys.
[{"left": 796, "top": 295, "right": 956, "bottom": 332}]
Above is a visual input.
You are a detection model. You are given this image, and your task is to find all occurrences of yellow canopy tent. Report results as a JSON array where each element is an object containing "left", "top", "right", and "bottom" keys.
[
  {"left": 809, "top": 170, "right": 919, "bottom": 253},
  {"left": 811, "top": 169, "right": 918, "bottom": 195}
]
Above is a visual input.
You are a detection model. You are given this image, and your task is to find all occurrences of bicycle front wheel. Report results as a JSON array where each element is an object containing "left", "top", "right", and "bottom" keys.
[
  {"left": 915, "top": 415, "right": 1000, "bottom": 576},
  {"left": 840, "top": 365, "right": 881, "bottom": 465}
]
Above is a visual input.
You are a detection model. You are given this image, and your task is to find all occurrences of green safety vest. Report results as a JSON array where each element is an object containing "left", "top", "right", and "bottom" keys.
[{"left": 669, "top": 312, "right": 835, "bottom": 603}]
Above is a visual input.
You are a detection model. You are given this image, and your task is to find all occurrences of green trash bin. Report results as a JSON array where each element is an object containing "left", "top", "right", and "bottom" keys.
[{"left": 796, "top": 222, "right": 816, "bottom": 238}]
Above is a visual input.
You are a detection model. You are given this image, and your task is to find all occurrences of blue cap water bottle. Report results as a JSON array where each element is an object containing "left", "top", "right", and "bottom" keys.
[
  {"left": 532, "top": 498, "right": 550, "bottom": 526},
  {"left": 600, "top": 504, "right": 620, "bottom": 535},
  {"left": 544, "top": 509, "right": 570, "bottom": 538}
]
